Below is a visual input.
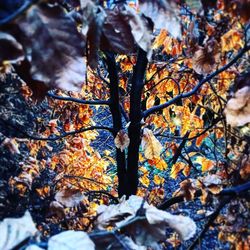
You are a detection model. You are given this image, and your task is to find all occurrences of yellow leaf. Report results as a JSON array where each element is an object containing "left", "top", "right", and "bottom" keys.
[
  {"left": 152, "top": 29, "right": 167, "bottom": 49},
  {"left": 153, "top": 175, "right": 164, "bottom": 185},
  {"left": 154, "top": 158, "right": 168, "bottom": 171},
  {"left": 146, "top": 95, "right": 155, "bottom": 109},
  {"left": 170, "top": 162, "right": 186, "bottom": 179},
  {"left": 141, "top": 128, "right": 163, "bottom": 159},
  {"left": 221, "top": 29, "right": 243, "bottom": 52},
  {"left": 195, "top": 156, "right": 214, "bottom": 172},
  {"left": 140, "top": 174, "right": 150, "bottom": 187}
]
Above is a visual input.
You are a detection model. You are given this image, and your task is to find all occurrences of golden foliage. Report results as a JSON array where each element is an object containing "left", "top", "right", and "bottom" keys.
[{"left": 141, "top": 128, "right": 163, "bottom": 159}]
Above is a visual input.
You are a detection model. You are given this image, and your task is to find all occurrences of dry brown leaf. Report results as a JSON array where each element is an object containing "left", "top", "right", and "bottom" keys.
[
  {"left": 15, "top": 4, "right": 86, "bottom": 92},
  {"left": 173, "top": 179, "right": 197, "bottom": 201},
  {"left": 49, "top": 201, "right": 65, "bottom": 219},
  {"left": 224, "top": 86, "right": 250, "bottom": 127},
  {"left": 192, "top": 39, "right": 220, "bottom": 75},
  {"left": 114, "top": 130, "right": 130, "bottom": 151},
  {"left": 101, "top": 5, "right": 151, "bottom": 56},
  {"left": 224, "top": 0, "right": 250, "bottom": 23},
  {"left": 96, "top": 195, "right": 196, "bottom": 248},
  {"left": 55, "top": 189, "right": 86, "bottom": 207},
  {"left": 240, "top": 157, "right": 250, "bottom": 180},
  {"left": 1, "top": 138, "right": 20, "bottom": 154},
  {"left": 139, "top": 0, "right": 181, "bottom": 38},
  {"left": 141, "top": 128, "right": 163, "bottom": 159}
]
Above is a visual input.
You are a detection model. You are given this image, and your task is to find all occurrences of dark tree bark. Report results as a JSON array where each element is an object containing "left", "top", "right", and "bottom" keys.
[
  {"left": 125, "top": 49, "right": 148, "bottom": 197},
  {"left": 105, "top": 52, "right": 127, "bottom": 197}
]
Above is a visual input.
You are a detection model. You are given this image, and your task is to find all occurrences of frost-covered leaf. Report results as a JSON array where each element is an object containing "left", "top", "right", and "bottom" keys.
[
  {"left": 202, "top": 174, "right": 222, "bottom": 186},
  {"left": 55, "top": 189, "right": 86, "bottom": 207},
  {"left": 114, "top": 130, "right": 130, "bottom": 151},
  {"left": 25, "top": 245, "right": 43, "bottom": 250},
  {"left": 48, "top": 231, "right": 95, "bottom": 250},
  {"left": 15, "top": 3, "right": 86, "bottom": 92},
  {"left": 0, "top": 211, "right": 37, "bottom": 250},
  {"left": 141, "top": 128, "right": 163, "bottom": 159},
  {"left": 0, "top": 32, "right": 24, "bottom": 63},
  {"left": 145, "top": 206, "right": 196, "bottom": 241},
  {"left": 139, "top": 0, "right": 181, "bottom": 38},
  {"left": 96, "top": 195, "right": 134, "bottom": 229}
]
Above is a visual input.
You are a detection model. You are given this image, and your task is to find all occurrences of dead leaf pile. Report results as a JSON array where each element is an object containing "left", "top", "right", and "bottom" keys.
[{"left": 95, "top": 195, "right": 196, "bottom": 249}]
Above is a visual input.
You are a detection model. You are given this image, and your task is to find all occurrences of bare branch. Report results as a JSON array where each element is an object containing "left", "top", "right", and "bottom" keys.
[
  {"left": 143, "top": 45, "right": 250, "bottom": 118},
  {"left": 0, "top": 0, "right": 38, "bottom": 26},
  {"left": 158, "top": 181, "right": 250, "bottom": 210},
  {"left": 47, "top": 92, "right": 110, "bottom": 105}
]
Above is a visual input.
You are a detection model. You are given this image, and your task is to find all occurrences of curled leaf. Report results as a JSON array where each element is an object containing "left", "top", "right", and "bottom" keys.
[
  {"left": 96, "top": 195, "right": 196, "bottom": 249},
  {"left": 139, "top": 0, "right": 181, "bottom": 38},
  {"left": 192, "top": 39, "right": 219, "bottom": 75},
  {"left": 15, "top": 3, "right": 86, "bottom": 92},
  {"left": 101, "top": 5, "right": 151, "bottom": 55}
]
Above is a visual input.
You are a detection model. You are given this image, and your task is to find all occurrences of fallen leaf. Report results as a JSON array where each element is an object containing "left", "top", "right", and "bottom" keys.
[
  {"left": 55, "top": 189, "right": 86, "bottom": 207},
  {"left": 15, "top": 3, "right": 86, "bottom": 92},
  {"left": 0, "top": 211, "right": 37, "bottom": 250},
  {"left": 224, "top": 86, "right": 250, "bottom": 127},
  {"left": 192, "top": 39, "right": 220, "bottom": 75},
  {"left": 96, "top": 195, "right": 196, "bottom": 249},
  {"left": 114, "top": 130, "right": 130, "bottom": 151},
  {"left": 141, "top": 128, "right": 163, "bottom": 159},
  {"left": 101, "top": 5, "right": 152, "bottom": 56},
  {"left": 139, "top": 0, "right": 181, "bottom": 38},
  {"left": 48, "top": 231, "right": 95, "bottom": 250}
]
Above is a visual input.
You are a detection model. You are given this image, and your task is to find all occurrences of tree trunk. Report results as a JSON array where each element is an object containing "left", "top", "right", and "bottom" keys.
[
  {"left": 105, "top": 52, "right": 127, "bottom": 197},
  {"left": 126, "top": 49, "right": 148, "bottom": 197}
]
